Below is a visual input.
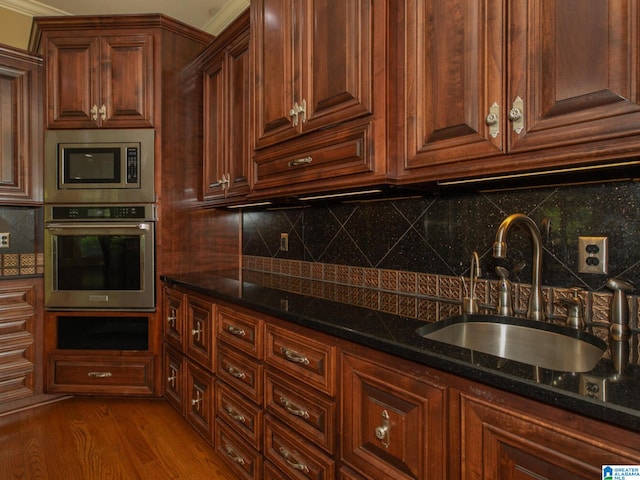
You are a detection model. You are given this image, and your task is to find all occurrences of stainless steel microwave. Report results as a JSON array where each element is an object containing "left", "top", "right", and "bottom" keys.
[{"left": 45, "top": 129, "right": 155, "bottom": 203}]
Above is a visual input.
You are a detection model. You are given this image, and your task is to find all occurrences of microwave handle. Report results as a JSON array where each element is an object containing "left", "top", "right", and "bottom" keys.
[{"left": 46, "top": 223, "right": 151, "bottom": 231}]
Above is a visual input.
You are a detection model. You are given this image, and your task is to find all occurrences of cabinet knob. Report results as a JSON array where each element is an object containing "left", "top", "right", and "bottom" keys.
[
  {"left": 289, "top": 99, "right": 307, "bottom": 127},
  {"left": 90, "top": 104, "right": 98, "bottom": 121},
  {"left": 374, "top": 409, "right": 390, "bottom": 448},
  {"left": 508, "top": 96, "right": 524, "bottom": 134},
  {"left": 485, "top": 102, "right": 500, "bottom": 139},
  {"left": 98, "top": 104, "right": 107, "bottom": 121}
]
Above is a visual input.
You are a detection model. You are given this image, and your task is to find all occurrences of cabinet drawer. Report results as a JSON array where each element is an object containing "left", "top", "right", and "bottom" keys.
[
  {"left": 265, "top": 324, "right": 336, "bottom": 397},
  {"left": 215, "top": 419, "right": 263, "bottom": 480},
  {"left": 265, "top": 370, "right": 336, "bottom": 454},
  {"left": 264, "top": 415, "right": 335, "bottom": 480},
  {"left": 217, "top": 306, "right": 263, "bottom": 359},
  {"left": 217, "top": 344, "right": 263, "bottom": 404},
  {"left": 48, "top": 356, "right": 153, "bottom": 395},
  {"left": 216, "top": 380, "right": 263, "bottom": 450},
  {"left": 164, "top": 346, "right": 185, "bottom": 415}
]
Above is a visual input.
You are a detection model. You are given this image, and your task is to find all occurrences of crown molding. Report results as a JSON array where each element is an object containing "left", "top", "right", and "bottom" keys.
[
  {"left": 202, "top": 0, "right": 248, "bottom": 36},
  {"left": 0, "top": 0, "right": 68, "bottom": 16}
]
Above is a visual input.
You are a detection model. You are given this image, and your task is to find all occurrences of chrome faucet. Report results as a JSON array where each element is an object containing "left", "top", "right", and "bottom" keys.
[{"left": 493, "top": 213, "right": 546, "bottom": 321}]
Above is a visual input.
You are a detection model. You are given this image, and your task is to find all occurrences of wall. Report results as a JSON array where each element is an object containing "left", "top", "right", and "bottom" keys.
[{"left": 0, "top": 7, "right": 32, "bottom": 50}]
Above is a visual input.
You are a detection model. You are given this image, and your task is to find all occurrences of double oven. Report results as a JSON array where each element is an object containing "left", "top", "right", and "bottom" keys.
[{"left": 44, "top": 129, "right": 156, "bottom": 312}]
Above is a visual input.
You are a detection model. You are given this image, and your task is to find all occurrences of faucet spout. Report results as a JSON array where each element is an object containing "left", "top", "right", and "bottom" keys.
[{"left": 493, "top": 213, "right": 546, "bottom": 321}]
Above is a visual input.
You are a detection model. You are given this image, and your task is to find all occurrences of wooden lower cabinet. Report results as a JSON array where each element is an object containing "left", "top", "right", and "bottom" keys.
[
  {"left": 185, "top": 359, "right": 215, "bottom": 443},
  {"left": 340, "top": 349, "right": 448, "bottom": 480},
  {"left": 459, "top": 390, "right": 640, "bottom": 480}
]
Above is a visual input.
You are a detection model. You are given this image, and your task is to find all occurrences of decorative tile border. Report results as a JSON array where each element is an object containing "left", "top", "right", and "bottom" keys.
[{"left": 0, "top": 252, "right": 43, "bottom": 278}]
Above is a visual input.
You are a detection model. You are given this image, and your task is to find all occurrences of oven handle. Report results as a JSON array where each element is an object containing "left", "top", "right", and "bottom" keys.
[{"left": 46, "top": 223, "right": 152, "bottom": 231}]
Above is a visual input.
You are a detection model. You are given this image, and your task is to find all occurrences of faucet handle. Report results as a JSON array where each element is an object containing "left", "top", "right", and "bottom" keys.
[
  {"left": 558, "top": 291, "right": 585, "bottom": 330},
  {"left": 606, "top": 278, "right": 634, "bottom": 294}
]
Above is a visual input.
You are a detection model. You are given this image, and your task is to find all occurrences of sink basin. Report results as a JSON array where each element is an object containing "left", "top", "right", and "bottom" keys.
[{"left": 416, "top": 314, "right": 607, "bottom": 372}]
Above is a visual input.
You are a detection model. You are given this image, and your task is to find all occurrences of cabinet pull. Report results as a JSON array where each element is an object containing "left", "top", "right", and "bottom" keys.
[
  {"left": 486, "top": 102, "right": 500, "bottom": 139},
  {"left": 191, "top": 322, "right": 203, "bottom": 342},
  {"left": 288, "top": 156, "right": 313, "bottom": 167},
  {"left": 225, "top": 364, "right": 247, "bottom": 379},
  {"left": 226, "top": 324, "right": 246, "bottom": 337},
  {"left": 278, "top": 446, "right": 309, "bottom": 473},
  {"left": 374, "top": 409, "right": 390, "bottom": 448},
  {"left": 224, "top": 404, "right": 246, "bottom": 423},
  {"left": 223, "top": 443, "right": 246, "bottom": 465},
  {"left": 509, "top": 96, "right": 524, "bottom": 134},
  {"left": 87, "top": 371, "right": 112, "bottom": 378},
  {"left": 289, "top": 99, "right": 307, "bottom": 127},
  {"left": 90, "top": 104, "right": 98, "bottom": 121},
  {"left": 167, "top": 373, "right": 177, "bottom": 387},
  {"left": 280, "top": 346, "right": 310, "bottom": 365},
  {"left": 167, "top": 311, "right": 177, "bottom": 328},
  {"left": 98, "top": 104, "right": 107, "bottom": 121},
  {"left": 279, "top": 396, "right": 310, "bottom": 419},
  {"left": 191, "top": 389, "right": 202, "bottom": 406}
]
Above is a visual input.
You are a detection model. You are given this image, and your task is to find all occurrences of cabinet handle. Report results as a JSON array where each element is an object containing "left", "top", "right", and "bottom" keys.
[
  {"left": 167, "top": 311, "right": 177, "bottom": 328},
  {"left": 98, "top": 104, "right": 107, "bottom": 121},
  {"left": 374, "top": 409, "right": 390, "bottom": 448},
  {"left": 87, "top": 371, "right": 112, "bottom": 378},
  {"left": 223, "top": 443, "right": 246, "bottom": 465},
  {"left": 167, "top": 373, "right": 177, "bottom": 387},
  {"left": 225, "top": 364, "right": 247, "bottom": 379},
  {"left": 509, "top": 96, "right": 524, "bottom": 134},
  {"left": 191, "top": 321, "right": 203, "bottom": 342},
  {"left": 90, "top": 104, "right": 98, "bottom": 121},
  {"left": 485, "top": 102, "right": 500, "bottom": 139},
  {"left": 288, "top": 156, "right": 313, "bottom": 167},
  {"left": 226, "top": 324, "right": 246, "bottom": 337},
  {"left": 280, "top": 347, "right": 310, "bottom": 365},
  {"left": 278, "top": 446, "right": 309, "bottom": 473},
  {"left": 279, "top": 396, "right": 310, "bottom": 419},
  {"left": 289, "top": 99, "right": 307, "bottom": 126},
  {"left": 224, "top": 404, "right": 246, "bottom": 423},
  {"left": 191, "top": 389, "right": 202, "bottom": 406}
]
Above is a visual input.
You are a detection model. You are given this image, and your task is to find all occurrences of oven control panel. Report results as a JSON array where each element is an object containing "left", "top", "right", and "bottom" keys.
[{"left": 46, "top": 204, "right": 156, "bottom": 221}]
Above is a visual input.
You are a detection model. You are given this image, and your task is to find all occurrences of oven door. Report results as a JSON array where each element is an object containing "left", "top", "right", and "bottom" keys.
[{"left": 44, "top": 221, "right": 155, "bottom": 310}]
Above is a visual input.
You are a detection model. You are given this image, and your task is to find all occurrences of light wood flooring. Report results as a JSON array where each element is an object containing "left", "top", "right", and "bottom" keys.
[{"left": 0, "top": 397, "right": 240, "bottom": 479}]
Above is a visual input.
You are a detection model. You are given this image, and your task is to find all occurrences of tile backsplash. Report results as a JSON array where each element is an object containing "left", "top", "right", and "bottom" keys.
[
  {"left": 0, "top": 206, "right": 43, "bottom": 277},
  {"left": 242, "top": 179, "right": 640, "bottom": 362}
]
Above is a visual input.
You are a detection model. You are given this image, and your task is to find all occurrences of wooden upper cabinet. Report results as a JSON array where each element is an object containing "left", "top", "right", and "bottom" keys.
[
  {"left": 391, "top": 0, "right": 640, "bottom": 182},
  {"left": 202, "top": 13, "right": 251, "bottom": 203},
  {"left": 252, "top": 0, "right": 373, "bottom": 150},
  {"left": 0, "top": 46, "right": 43, "bottom": 204},
  {"left": 44, "top": 33, "right": 154, "bottom": 129}
]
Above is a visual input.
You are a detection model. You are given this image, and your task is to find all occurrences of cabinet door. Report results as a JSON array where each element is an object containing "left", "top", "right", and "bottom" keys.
[
  {"left": 507, "top": 0, "right": 640, "bottom": 154},
  {"left": 203, "top": 54, "right": 227, "bottom": 200},
  {"left": 0, "top": 48, "right": 42, "bottom": 203},
  {"left": 185, "top": 360, "right": 215, "bottom": 443},
  {"left": 45, "top": 35, "right": 100, "bottom": 128},
  {"left": 163, "top": 288, "right": 184, "bottom": 350},
  {"left": 391, "top": 0, "right": 504, "bottom": 177},
  {"left": 185, "top": 295, "right": 216, "bottom": 372},
  {"left": 460, "top": 392, "right": 640, "bottom": 479},
  {"left": 341, "top": 351, "right": 447, "bottom": 480},
  {"left": 100, "top": 35, "right": 154, "bottom": 128},
  {"left": 164, "top": 346, "right": 185, "bottom": 415}
]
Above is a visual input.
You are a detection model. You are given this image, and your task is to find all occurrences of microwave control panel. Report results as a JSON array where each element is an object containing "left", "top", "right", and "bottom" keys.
[{"left": 126, "top": 147, "right": 139, "bottom": 184}]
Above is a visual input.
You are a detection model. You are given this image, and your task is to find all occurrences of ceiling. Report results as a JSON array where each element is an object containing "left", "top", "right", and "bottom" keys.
[{"left": 0, "top": 0, "right": 249, "bottom": 35}]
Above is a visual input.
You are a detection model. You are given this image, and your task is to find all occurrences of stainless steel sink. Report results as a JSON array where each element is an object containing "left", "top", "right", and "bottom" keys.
[{"left": 416, "top": 314, "right": 607, "bottom": 372}]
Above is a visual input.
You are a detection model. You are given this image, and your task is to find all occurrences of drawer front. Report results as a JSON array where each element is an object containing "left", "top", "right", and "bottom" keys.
[
  {"left": 185, "top": 360, "right": 215, "bottom": 444},
  {"left": 216, "top": 380, "right": 263, "bottom": 450},
  {"left": 164, "top": 346, "right": 185, "bottom": 415},
  {"left": 49, "top": 356, "right": 153, "bottom": 395},
  {"left": 185, "top": 294, "right": 216, "bottom": 372},
  {"left": 218, "top": 306, "right": 263, "bottom": 359},
  {"left": 265, "top": 370, "right": 336, "bottom": 454},
  {"left": 265, "top": 324, "right": 336, "bottom": 397},
  {"left": 215, "top": 419, "right": 263, "bottom": 480},
  {"left": 264, "top": 415, "right": 335, "bottom": 480},
  {"left": 217, "top": 344, "right": 263, "bottom": 404}
]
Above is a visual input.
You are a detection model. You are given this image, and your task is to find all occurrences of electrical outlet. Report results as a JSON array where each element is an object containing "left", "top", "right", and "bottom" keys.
[
  {"left": 280, "top": 233, "right": 289, "bottom": 252},
  {"left": 580, "top": 374, "right": 607, "bottom": 401},
  {"left": 0, "top": 233, "right": 9, "bottom": 248},
  {"left": 578, "top": 236, "right": 608, "bottom": 274}
]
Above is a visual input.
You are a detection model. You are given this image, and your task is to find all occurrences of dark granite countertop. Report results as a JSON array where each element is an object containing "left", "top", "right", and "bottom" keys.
[{"left": 161, "top": 270, "right": 640, "bottom": 433}]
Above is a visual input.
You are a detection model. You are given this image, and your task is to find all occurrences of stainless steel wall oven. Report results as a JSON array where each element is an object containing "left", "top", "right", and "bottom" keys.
[{"left": 44, "top": 204, "right": 156, "bottom": 311}]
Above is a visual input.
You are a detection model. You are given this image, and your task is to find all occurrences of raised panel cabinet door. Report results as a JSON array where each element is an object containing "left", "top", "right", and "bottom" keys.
[
  {"left": 164, "top": 346, "right": 185, "bottom": 415},
  {"left": 460, "top": 392, "right": 640, "bottom": 479},
  {"left": 507, "top": 0, "right": 640, "bottom": 153},
  {"left": 341, "top": 351, "right": 447, "bottom": 480},
  {"left": 45, "top": 35, "right": 100, "bottom": 128},
  {"left": 163, "top": 288, "right": 184, "bottom": 351},
  {"left": 392, "top": 0, "right": 504, "bottom": 176},
  {"left": 203, "top": 53, "right": 227, "bottom": 200},
  {"left": 100, "top": 34, "right": 154, "bottom": 128},
  {"left": 185, "top": 360, "right": 215, "bottom": 444},
  {"left": 185, "top": 295, "right": 216, "bottom": 372}
]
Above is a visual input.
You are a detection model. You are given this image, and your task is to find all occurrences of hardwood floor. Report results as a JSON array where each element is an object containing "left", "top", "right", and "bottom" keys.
[{"left": 0, "top": 397, "right": 240, "bottom": 479}]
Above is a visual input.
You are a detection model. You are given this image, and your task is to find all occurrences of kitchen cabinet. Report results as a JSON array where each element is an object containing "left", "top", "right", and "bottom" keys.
[
  {"left": 40, "top": 32, "right": 153, "bottom": 129},
  {"left": 341, "top": 349, "right": 447, "bottom": 480},
  {"left": 0, "top": 46, "right": 42, "bottom": 204},
  {"left": 201, "top": 11, "right": 251, "bottom": 204},
  {"left": 390, "top": 0, "right": 640, "bottom": 183},
  {"left": 0, "top": 278, "right": 42, "bottom": 406},
  {"left": 250, "top": 0, "right": 387, "bottom": 197}
]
